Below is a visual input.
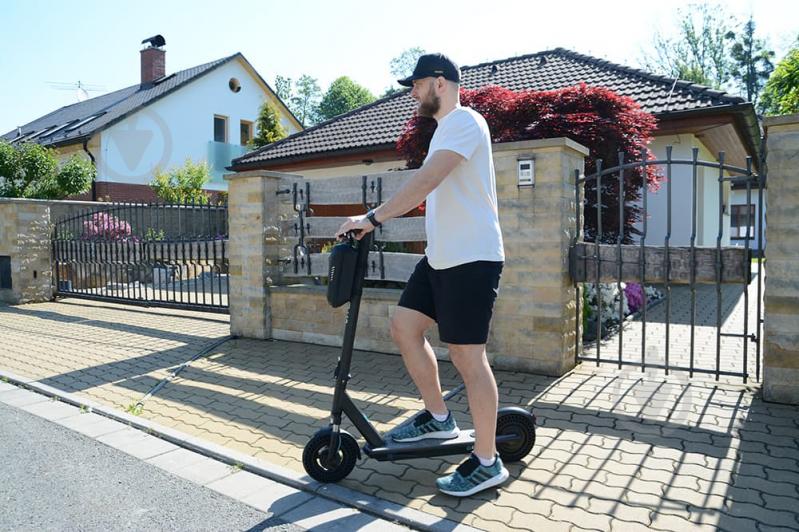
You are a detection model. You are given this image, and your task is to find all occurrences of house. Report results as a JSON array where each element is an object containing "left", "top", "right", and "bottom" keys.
[
  {"left": 1, "top": 35, "right": 302, "bottom": 202},
  {"left": 230, "top": 48, "right": 764, "bottom": 252}
]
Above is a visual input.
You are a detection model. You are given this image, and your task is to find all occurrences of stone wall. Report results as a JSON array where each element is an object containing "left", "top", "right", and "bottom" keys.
[
  {"left": 0, "top": 199, "right": 53, "bottom": 304},
  {"left": 227, "top": 138, "right": 587, "bottom": 375},
  {"left": 763, "top": 114, "right": 799, "bottom": 404}
]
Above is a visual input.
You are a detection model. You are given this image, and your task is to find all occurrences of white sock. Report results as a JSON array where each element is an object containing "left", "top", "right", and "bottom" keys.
[
  {"left": 476, "top": 454, "right": 496, "bottom": 467},
  {"left": 431, "top": 410, "right": 449, "bottom": 422}
]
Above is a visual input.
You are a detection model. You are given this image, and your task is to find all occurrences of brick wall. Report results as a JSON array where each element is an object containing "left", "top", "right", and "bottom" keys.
[{"left": 70, "top": 182, "right": 225, "bottom": 203}]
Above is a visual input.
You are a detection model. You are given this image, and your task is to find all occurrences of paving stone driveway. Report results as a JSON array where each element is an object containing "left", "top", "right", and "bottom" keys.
[
  {"left": 585, "top": 269, "right": 764, "bottom": 382},
  {"left": 2, "top": 298, "right": 798, "bottom": 531}
]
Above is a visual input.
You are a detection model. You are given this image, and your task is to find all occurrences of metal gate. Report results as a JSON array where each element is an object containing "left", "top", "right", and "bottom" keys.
[
  {"left": 570, "top": 147, "right": 764, "bottom": 382},
  {"left": 52, "top": 202, "right": 229, "bottom": 313}
]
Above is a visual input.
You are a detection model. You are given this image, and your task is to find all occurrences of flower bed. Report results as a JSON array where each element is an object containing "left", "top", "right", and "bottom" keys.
[{"left": 582, "top": 282, "right": 663, "bottom": 343}]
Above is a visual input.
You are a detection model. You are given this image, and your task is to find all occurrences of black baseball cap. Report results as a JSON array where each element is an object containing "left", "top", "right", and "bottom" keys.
[{"left": 397, "top": 53, "right": 461, "bottom": 87}]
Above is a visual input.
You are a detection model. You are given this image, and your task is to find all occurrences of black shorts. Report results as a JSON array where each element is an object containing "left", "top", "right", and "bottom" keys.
[{"left": 398, "top": 257, "right": 503, "bottom": 345}]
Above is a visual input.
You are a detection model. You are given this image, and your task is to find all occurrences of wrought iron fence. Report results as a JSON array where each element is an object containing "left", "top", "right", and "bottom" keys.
[
  {"left": 52, "top": 201, "right": 229, "bottom": 313},
  {"left": 571, "top": 147, "right": 764, "bottom": 382}
]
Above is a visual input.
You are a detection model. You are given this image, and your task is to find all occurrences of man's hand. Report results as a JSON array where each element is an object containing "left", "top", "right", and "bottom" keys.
[{"left": 336, "top": 214, "right": 375, "bottom": 241}]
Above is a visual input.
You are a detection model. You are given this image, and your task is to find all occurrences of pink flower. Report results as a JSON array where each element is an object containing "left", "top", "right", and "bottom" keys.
[{"left": 624, "top": 283, "right": 645, "bottom": 314}]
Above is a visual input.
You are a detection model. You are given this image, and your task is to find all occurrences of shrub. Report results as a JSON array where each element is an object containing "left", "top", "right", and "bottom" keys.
[
  {"left": 82, "top": 212, "right": 133, "bottom": 241},
  {"left": 0, "top": 141, "right": 94, "bottom": 199},
  {"left": 396, "top": 84, "right": 661, "bottom": 243},
  {"left": 150, "top": 158, "right": 211, "bottom": 204}
]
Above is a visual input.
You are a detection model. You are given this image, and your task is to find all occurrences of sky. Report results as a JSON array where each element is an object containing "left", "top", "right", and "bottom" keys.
[{"left": 1, "top": 0, "right": 797, "bottom": 134}]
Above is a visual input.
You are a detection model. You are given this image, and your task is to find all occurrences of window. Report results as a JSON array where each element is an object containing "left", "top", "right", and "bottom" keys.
[
  {"left": 730, "top": 204, "right": 755, "bottom": 239},
  {"left": 240, "top": 120, "right": 253, "bottom": 145},
  {"left": 213, "top": 115, "right": 228, "bottom": 143}
]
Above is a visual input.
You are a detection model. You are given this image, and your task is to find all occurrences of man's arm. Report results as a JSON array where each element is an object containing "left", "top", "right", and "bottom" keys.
[{"left": 336, "top": 150, "right": 464, "bottom": 239}]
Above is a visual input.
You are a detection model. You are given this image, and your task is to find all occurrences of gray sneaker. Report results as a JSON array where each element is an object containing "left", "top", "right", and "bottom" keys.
[{"left": 391, "top": 410, "right": 459, "bottom": 443}]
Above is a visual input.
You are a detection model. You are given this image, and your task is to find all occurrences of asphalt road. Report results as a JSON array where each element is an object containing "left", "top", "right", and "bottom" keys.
[{"left": 0, "top": 401, "right": 302, "bottom": 532}]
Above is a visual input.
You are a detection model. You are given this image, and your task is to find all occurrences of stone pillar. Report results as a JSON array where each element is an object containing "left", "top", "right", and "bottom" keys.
[
  {"left": 0, "top": 199, "right": 53, "bottom": 304},
  {"left": 763, "top": 114, "right": 799, "bottom": 404},
  {"left": 487, "top": 138, "right": 588, "bottom": 376},
  {"left": 225, "top": 170, "right": 298, "bottom": 339}
]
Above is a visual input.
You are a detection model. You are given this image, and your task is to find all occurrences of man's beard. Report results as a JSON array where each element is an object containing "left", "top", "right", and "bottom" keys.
[{"left": 417, "top": 87, "right": 441, "bottom": 117}]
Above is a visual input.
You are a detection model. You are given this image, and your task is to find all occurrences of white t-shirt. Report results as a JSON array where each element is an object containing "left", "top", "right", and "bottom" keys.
[{"left": 423, "top": 106, "right": 505, "bottom": 270}]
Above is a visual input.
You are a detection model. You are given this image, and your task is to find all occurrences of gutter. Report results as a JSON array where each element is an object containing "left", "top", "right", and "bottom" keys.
[
  {"left": 228, "top": 143, "right": 397, "bottom": 172},
  {"left": 656, "top": 102, "right": 762, "bottom": 169},
  {"left": 82, "top": 139, "right": 97, "bottom": 202}
]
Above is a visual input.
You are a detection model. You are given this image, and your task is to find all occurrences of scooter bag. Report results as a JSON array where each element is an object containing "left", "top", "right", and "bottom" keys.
[{"left": 327, "top": 240, "right": 359, "bottom": 307}]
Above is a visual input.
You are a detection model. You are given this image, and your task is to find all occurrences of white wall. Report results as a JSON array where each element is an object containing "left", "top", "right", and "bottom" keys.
[
  {"left": 97, "top": 58, "right": 299, "bottom": 191},
  {"left": 634, "top": 134, "right": 731, "bottom": 248}
]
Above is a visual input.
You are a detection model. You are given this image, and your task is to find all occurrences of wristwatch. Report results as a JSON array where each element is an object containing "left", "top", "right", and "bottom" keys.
[{"left": 366, "top": 209, "right": 382, "bottom": 228}]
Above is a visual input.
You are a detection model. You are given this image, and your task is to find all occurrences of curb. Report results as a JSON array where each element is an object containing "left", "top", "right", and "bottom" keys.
[{"left": 0, "top": 369, "right": 478, "bottom": 532}]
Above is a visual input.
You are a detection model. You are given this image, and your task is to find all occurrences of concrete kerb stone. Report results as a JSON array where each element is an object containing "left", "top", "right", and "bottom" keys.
[{"left": 0, "top": 367, "right": 475, "bottom": 532}]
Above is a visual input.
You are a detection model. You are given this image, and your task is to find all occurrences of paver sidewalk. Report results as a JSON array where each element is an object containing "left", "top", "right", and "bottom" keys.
[{"left": 2, "top": 298, "right": 798, "bottom": 531}]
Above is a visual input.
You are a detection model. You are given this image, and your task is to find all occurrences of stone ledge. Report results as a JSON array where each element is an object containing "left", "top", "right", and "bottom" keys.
[
  {"left": 493, "top": 137, "right": 590, "bottom": 156},
  {"left": 270, "top": 283, "right": 402, "bottom": 302},
  {"left": 764, "top": 114, "right": 799, "bottom": 128}
]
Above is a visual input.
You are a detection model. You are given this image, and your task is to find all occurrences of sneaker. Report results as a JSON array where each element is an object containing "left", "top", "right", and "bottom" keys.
[
  {"left": 391, "top": 410, "right": 459, "bottom": 443},
  {"left": 436, "top": 454, "right": 509, "bottom": 497}
]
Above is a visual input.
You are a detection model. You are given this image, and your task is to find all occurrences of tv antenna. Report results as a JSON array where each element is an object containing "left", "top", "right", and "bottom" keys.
[{"left": 46, "top": 80, "right": 106, "bottom": 102}]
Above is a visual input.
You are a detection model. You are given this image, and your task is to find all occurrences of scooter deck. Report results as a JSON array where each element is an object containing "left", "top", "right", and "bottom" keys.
[{"left": 364, "top": 429, "right": 477, "bottom": 461}]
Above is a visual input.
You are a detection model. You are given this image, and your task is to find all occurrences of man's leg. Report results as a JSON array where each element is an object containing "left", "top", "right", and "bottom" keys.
[
  {"left": 448, "top": 343, "right": 497, "bottom": 459},
  {"left": 390, "top": 306, "right": 447, "bottom": 415}
]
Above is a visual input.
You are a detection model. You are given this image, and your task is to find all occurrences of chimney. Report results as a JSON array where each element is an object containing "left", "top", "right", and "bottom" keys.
[{"left": 140, "top": 35, "right": 166, "bottom": 84}]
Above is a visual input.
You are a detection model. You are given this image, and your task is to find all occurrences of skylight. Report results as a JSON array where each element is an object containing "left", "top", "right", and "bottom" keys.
[
  {"left": 66, "top": 113, "right": 103, "bottom": 132},
  {"left": 41, "top": 120, "right": 79, "bottom": 139}
]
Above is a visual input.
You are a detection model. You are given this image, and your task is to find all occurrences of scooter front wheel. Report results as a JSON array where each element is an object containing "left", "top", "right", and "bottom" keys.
[{"left": 303, "top": 428, "right": 359, "bottom": 482}]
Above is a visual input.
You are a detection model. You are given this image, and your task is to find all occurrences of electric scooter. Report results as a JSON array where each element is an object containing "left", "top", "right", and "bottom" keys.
[{"left": 302, "top": 231, "right": 536, "bottom": 482}]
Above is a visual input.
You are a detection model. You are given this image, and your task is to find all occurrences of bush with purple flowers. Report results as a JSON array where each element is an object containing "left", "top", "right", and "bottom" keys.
[
  {"left": 82, "top": 212, "right": 134, "bottom": 241},
  {"left": 624, "top": 283, "right": 646, "bottom": 314}
]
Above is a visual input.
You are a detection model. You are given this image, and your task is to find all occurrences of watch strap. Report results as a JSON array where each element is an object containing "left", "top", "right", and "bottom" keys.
[{"left": 366, "top": 210, "right": 382, "bottom": 228}]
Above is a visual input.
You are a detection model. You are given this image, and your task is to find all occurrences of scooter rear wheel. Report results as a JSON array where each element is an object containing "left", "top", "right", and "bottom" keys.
[
  {"left": 303, "top": 428, "right": 359, "bottom": 482},
  {"left": 496, "top": 410, "right": 536, "bottom": 462}
]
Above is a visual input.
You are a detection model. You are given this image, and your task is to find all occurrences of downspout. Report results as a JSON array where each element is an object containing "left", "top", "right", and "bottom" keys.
[{"left": 82, "top": 139, "right": 97, "bottom": 201}]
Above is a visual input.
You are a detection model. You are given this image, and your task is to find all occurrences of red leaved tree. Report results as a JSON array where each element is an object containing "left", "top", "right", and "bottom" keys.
[{"left": 396, "top": 83, "right": 661, "bottom": 243}]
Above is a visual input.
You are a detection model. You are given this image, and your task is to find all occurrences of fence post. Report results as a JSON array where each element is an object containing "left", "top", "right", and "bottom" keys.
[
  {"left": 225, "top": 170, "right": 298, "bottom": 339},
  {"left": 763, "top": 114, "right": 799, "bottom": 404},
  {"left": 0, "top": 199, "right": 53, "bottom": 304},
  {"left": 488, "top": 138, "right": 588, "bottom": 376}
]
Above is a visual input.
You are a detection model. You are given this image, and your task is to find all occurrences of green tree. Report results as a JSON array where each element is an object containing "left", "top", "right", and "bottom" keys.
[
  {"left": 641, "top": 3, "right": 734, "bottom": 88},
  {"left": 251, "top": 99, "right": 287, "bottom": 148},
  {"left": 726, "top": 17, "right": 775, "bottom": 105},
  {"left": 0, "top": 141, "right": 94, "bottom": 199},
  {"left": 274, "top": 75, "right": 292, "bottom": 102},
  {"left": 150, "top": 158, "right": 211, "bottom": 204},
  {"left": 53, "top": 155, "right": 96, "bottom": 198},
  {"left": 390, "top": 47, "right": 426, "bottom": 79},
  {"left": 381, "top": 47, "right": 426, "bottom": 97},
  {"left": 380, "top": 86, "right": 402, "bottom": 98},
  {"left": 318, "top": 76, "right": 376, "bottom": 122},
  {"left": 761, "top": 43, "right": 799, "bottom": 115},
  {"left": 291, "top": 74, "right": 322, "bottom": 126}
]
